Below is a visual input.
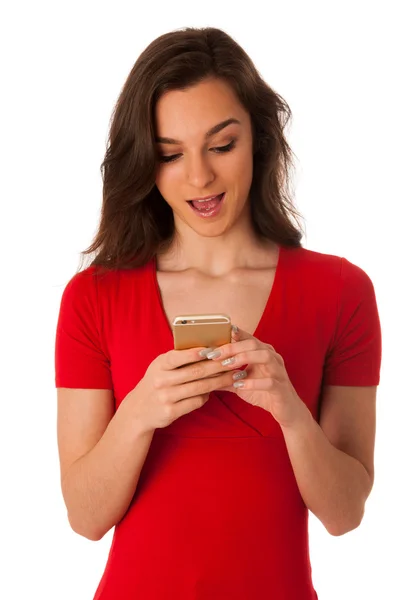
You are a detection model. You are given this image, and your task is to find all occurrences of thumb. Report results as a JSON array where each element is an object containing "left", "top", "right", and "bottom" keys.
[{"left": 231, "top": 324, "right": 253, "bottom": 342}]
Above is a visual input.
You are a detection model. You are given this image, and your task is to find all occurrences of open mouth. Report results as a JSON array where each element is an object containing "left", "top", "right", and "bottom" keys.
[{"left": 187, "top": 193, "right": 225, "bottom": 218}]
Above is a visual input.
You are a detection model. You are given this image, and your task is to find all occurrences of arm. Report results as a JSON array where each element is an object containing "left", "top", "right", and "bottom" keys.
[
  {"left": 58, "top": 388, "right": 155, "bottom": 541},
  {"left": 280, "top": 386, "right": 375, "bottom": 536}
]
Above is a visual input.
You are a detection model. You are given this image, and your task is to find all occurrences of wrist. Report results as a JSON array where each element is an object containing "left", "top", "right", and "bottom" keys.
[
  {"left": 122, "top": 390, "right": 156, "bottom": 437},
  {"left": 279, "top": 396, "right": 313, "bottom": 433}
]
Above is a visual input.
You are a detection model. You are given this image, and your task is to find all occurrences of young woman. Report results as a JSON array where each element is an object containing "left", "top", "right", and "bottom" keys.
[{"left": 55, "top": 27, "right": 381, "bottom": 600}]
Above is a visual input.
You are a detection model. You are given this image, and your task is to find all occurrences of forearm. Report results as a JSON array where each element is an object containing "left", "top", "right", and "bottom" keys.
[
  {"left": 280, "top": 401, "right": 372, "bottom": 536},
  {"left": 62, "top": 393, "right": 155, "bottom": 541}
]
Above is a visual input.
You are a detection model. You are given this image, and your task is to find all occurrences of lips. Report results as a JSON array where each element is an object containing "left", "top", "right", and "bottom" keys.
[
  {"left": 188, "top": 193, "right": 224, "bottom": 210},
  {"left": 188, "top": 192, "right": 225, "bottom": 218}
]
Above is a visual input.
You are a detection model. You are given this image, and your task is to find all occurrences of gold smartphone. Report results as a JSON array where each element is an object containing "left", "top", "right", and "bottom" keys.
[{"left": 172, "top": 313, "right": 232, "bottom": 351}]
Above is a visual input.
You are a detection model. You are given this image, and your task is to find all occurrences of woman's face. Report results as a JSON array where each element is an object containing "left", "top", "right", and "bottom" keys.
[{"left": 154, "top": 77, "right": 254, "bottom": 238}]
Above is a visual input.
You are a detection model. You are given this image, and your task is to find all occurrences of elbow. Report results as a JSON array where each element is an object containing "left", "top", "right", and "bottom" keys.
[
  {"left": 327, "top": 508, "right": 364, "bottom": 537},
  {"left": 328, "top": 521, "right": 360, "bottom": 537},
  {"left": 79, "top": 528, "right": 105, "bottom": 542},
  {"left": 67, "top": 512, "right": 107, "bottom": 542}
]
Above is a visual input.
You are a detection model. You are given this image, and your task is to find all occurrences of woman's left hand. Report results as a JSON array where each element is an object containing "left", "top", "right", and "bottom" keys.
[{"left": 208, "top": 325, "right": 306, "bottom": 429}]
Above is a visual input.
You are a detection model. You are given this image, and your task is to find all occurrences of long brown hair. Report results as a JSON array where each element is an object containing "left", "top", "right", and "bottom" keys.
[{"left": 77, "top": 27, "right": 305, "bottom": 275}]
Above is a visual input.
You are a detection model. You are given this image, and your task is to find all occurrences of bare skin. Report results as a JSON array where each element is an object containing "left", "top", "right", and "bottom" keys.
[
  {"left": 154, "top": 76, "right": 279, "bottom": 333},
  {"left": 155, "top": 240, "right": 279, "bottom": 337}
]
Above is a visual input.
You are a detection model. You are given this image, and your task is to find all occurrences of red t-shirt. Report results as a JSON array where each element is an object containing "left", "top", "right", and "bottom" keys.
[{"left": 54, "top": 244, "right": 382, "bottom": 600}]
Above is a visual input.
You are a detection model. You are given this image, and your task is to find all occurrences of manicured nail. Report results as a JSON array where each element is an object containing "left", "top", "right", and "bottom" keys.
[
  {"left": 232, "top": 369, "right": 247, "bottom": 381},
  {"left": 233, "top": 381, "right": 245, "bottom": 388},
  {"left": 221, "top": 357, "right": 236, "bottom": 366},
  {"left": 198, "top": 347, "right": 215, "bottom": 358},
  {"left": 231, "top": 324, "right": 239, "bottom": 334},
  {"left": 206, "top": 350, "right": 221, "bottom": 359}
]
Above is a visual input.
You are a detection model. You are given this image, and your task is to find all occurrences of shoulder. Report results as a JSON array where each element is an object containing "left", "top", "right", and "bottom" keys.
[
  {"left": 284, "top": 245, "right": 373, "bottom": 286},
  {"left": 59, "top": 266, "right": 98, "bottom": 305},
  {"left": 60, "top": 259, "right": 155, "bottom": 312},
  {"left": 71, "top": 259, "right": 154, "bottom": 290},
  {"left": 285, "top": 245, "right": 341, "bottom": 271}
]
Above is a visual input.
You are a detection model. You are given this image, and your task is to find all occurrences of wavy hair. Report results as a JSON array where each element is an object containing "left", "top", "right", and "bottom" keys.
[{"left": 78, "top": 27, "right": 305, "bottom": 274}]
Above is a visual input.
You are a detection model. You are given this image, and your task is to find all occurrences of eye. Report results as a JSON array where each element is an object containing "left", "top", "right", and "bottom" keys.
[{"left": 158, "top": 139, "right": 237, "bottom": 164}]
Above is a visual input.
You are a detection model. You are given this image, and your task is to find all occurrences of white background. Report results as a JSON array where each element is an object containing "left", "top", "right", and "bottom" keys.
[{"left": 1, "top": 1, "right": 398, "bottom": 598}]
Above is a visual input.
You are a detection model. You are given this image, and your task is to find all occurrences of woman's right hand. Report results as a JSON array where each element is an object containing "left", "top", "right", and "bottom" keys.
[{"left": 128, "top": 347, "right": 239, "bottom": 433}]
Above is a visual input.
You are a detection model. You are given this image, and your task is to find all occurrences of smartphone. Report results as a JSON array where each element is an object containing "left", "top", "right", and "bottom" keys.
[{"left": 172, "top": 313, "right": 232, "bottom": 351}]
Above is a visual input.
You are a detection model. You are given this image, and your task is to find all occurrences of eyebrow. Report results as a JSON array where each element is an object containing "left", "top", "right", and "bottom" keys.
[{"left": 155, "top": 117, "right": 241, "bottom": 145}]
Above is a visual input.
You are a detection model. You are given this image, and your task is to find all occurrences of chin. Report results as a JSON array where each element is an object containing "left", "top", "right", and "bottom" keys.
[{"left": 192, "top": 219, "right": 233, "bottom": 237}]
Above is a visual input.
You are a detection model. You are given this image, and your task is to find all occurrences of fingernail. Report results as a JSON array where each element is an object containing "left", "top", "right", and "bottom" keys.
[
  {"left": 206, "top": 350, "right": 221, "bottom": 359},
  {"left": 198, "top": 347, "right": 215, "bottom": 358},
  {"left": 231, "top": 324, "right": 239, "bottom": 334},
  {"left": 221, "top": 357, "right": 236, "bottom": 366},
  {"left": 233, "top": 381, "right": 245, "bottom": 388},
  {"left": 232, "top": 369, "right": 247, "bottom": 381}
]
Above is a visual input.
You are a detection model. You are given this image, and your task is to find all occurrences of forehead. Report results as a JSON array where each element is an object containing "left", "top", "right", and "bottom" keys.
[{"left": 154, "top": 78, "right": 249, "bottom": 140}]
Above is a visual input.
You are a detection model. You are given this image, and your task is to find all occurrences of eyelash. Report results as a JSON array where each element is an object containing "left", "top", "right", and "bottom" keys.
[{"left": 158, "top": 139, "right": 237, "bottom": 164}]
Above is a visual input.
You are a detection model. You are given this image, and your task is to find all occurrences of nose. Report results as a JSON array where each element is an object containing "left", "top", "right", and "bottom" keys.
[{"left": 185, "top": 152, "right": 216, "bottom": 189}]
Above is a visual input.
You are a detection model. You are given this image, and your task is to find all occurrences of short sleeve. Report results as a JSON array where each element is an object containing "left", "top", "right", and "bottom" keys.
[
  {"left": 322, "top": 258, "right": 382, "bottom": 386},
  {"left": 54, "top": 268, "right": 113, "bottom": 389}
]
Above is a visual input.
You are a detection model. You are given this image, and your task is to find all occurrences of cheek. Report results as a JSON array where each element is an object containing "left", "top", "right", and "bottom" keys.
[
  {"left": 230, "top": 144, "right": 253, "bottom": 173},
  {"left": 228, "top": 152, "right": 253, "bottom": 207},
  {"left": 155, "top": 168, "right": 180, "bottom": 198},
  {"left": 231, "top": 150, "right": 253, "bottom": 190}
]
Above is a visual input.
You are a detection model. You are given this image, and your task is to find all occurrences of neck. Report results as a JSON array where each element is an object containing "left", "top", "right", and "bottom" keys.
[{"left": 157, "top": 208, "right": 275, "bottom": 278}]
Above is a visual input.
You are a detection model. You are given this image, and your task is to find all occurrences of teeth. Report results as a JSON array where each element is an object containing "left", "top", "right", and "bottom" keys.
[{"left": 195, "top": 194, "right": 221, "bottom": 202}]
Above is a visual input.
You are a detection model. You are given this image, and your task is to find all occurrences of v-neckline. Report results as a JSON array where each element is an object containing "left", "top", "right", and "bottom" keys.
[{"left": 151, "top": 243, "right": 285, "bottom": 343}]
